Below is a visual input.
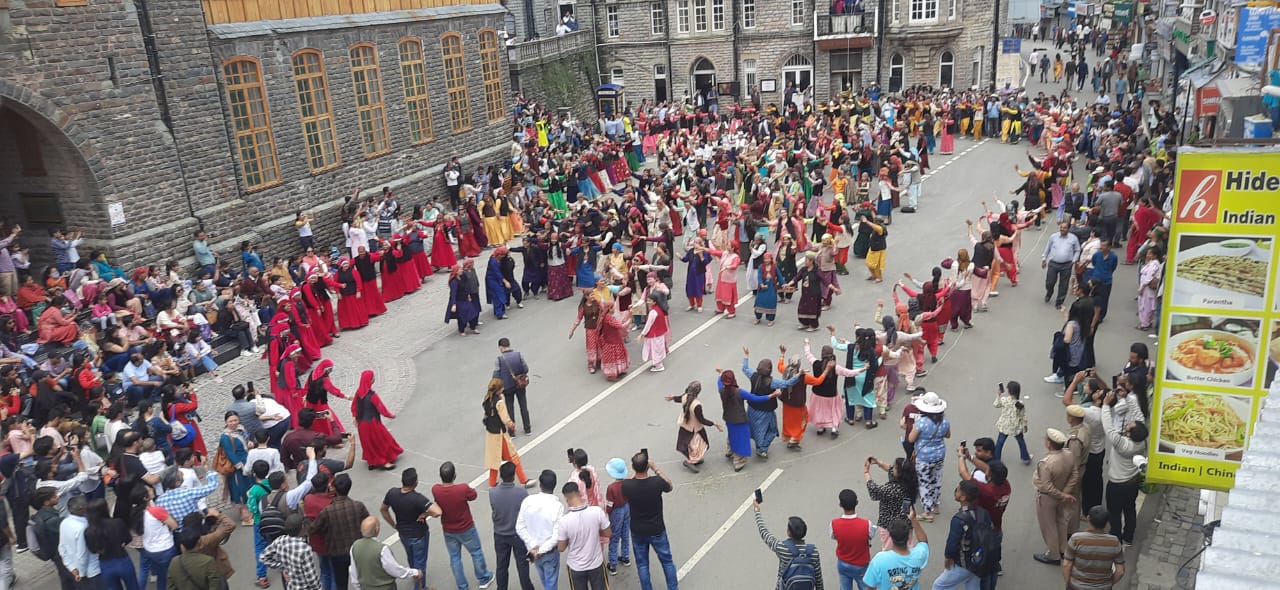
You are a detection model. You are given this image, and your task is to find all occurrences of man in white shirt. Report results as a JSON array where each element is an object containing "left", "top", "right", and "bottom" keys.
[
  {"left": 254, "top": 392, "right": 292, "bottom": 449},
  {"left": 557, "top": 481, "right": 611, "bottom": 589},
  {"left": 517, "top": 470, "right": 565, "bottom": 590},
  {"left": 445, "top": 157, "right": 463, "bottom": 210}
]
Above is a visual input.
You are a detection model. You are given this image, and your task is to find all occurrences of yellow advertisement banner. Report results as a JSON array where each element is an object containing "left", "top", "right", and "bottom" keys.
[{"left": 1148, "top": 147, "right": 1280, "bottom": 491}]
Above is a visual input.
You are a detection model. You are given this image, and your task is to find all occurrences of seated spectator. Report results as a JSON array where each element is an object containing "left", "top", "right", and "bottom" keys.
[
  {"left": 0, "top": 289, "right": 29, "bottom": 333},
  {"left": 37, "top": 295, "right": 86, "bottom": 350},
  {"left": 16, "top": 274, "right": 48, "bottom": 314},
  {"left": 182, "top": 332, "right": 221, "bottom": 383},
  {"left": 122, "top": 352, "right": 165, "bottom": 406},
  {"left": 90, "top": 250, "right": 127, "bottom": 282}
]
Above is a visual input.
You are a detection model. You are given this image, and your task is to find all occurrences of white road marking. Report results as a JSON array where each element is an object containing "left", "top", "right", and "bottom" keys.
[{"left": 675, "top": 468, "right": 785, "bottom": 581}]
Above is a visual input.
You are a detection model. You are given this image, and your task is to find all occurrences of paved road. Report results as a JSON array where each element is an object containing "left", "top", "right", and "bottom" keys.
[{"left": 21, "top": 49, "right": 1151, "bottom": 590}]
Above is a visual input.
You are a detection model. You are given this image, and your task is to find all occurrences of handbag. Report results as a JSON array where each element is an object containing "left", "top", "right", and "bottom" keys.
[
  {"left": 170, "top": 408, "right": 194, "bottom": 447},
  {"left": 972, "top": 266, "right": 989, "bottom": 279},
  {"left": 211, "top": 441, "right": 236, "bottom": 476},
  {"left": 500, "top": 354, "right": 529, "bottom": 389}
]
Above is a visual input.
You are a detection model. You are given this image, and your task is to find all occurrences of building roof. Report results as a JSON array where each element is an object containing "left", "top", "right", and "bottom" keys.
[
  {"left": 208, "top": 4, "right": 507, "bottom": 39},
  {"left": 1195, "top": 383, "right": 1280, "bottom": 589}
]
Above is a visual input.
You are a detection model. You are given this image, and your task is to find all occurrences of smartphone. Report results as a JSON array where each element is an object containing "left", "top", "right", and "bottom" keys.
[
  {"left": 641, "top": 448, "right": 649, "bottom": 457},
  {"left": 567, "top": 448, "right": 575, "bottom": 461},
  {"left": 1111, "top": 375, "right": 1119, "bottom": 388},
  {"left": 342, "top": 432, "right": 353, "bottom": 439},
  {"left": 997, "top": 382, "right": 1005, "bottom": 394},
  {"left": 960, "top": 440, "right": 968, "bottom": 448},
  {"left": 754, "top": 488, "right": 763, "bottom": 504}
]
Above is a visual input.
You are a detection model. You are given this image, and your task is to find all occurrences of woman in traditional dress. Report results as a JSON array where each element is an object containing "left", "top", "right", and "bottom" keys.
[
  {"left": 464, "top": 189, "right": 490, "bottom": 249},
  {"left": 406, "top": 222, "right": 432, "bottom": 279},
  {"left": 753, "top": 252, "right": 779, "bottom": 326},
  {"left": 739, "top": 350, "right": 800, "bottom": 458},
  {"left": 939, "top": 109, "right": 956, "bottom": 155},
  {"left": 546, "top": 235, "right": 574, "bottom": 301},
  {"left": 570, "top": 293, "right": 630, "bottom": 380},
  {"left": 547, "top": 172, "right": 569, "bottom": 219},
  {"left": 378, "top": 243, "right": 406, "bottom": 303},
  {"left": 833, "top": 327, "right": 881, "bottom": 428},
  {"left": 273, "top": 343, "right": 306, "bottom": 422},
  {"left": 776, "top": 346, "right": 833, "bottom": 449},
  {"left": 641, "top": 291, "right": 670, "bottom": 372},
  {"left": 446, "top": 262, "right": 482, "bottom": 336},
  {"left": 483, "top": 378, "right": 531, "bottom": 487},
  {"left": 680, "top": 238, "right": 712, "bottom": 312},
  {"left": 481, "top": 195, "right": 506, "bottom": 246},
  {"left": 707, "top": 246, "right": 740, "bottom": 318},
  {"left": 664, "top": 381, "right": 723, "bottom": 472},
  {"left": 427, "top": 215, "right": 459, "bottom": 271},
  {"left": 716, "top": 370, "right": 778, "bottom": 472},
  {"left": 350, "top": 369, "right": 402, "bottom": 470},
  {"left": 457, "top": 204, "right": 484, "bottom": 258},
  {"left": 815, "top": 234, "right": 839, "bottom": 309},
  {"left": 802, "top": 340, "right": 847, "bottom": 438},
  {"left": 949, "top": 249, "right": 975, "bottom": 330},
  {"left": 330, "top": 258, "right": 368, "bottom": 330},
  {"left": 485, "top": 248, "right": 512, "bottom": 320},
  {"left": 776, "top": 234, "right": 798, "bottom": 304},
  {"left": 349, "top": 247, "right": 385, "bottom": 319},
  {"left": 218, "top": 412, "right": 255, "bottom": 526},
  {"left": 393, "top": 237, "right": 422, "bottom": 295},
  {"left": 788, "top": 252, "right": 835, "bottom": 331},
  {"left": 303, "top": 273, "right": 337, "bottom": 346},
  {"left": 304, "top": 359, "right": 347, "bottom": 436}
]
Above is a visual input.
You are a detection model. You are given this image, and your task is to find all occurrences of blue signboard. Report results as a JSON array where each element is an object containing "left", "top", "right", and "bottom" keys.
[
  {"left": 1002, "top": 37, "right": 1023, "bottom": 54},
  {"left": 1236, "top": 6, "right": 1280, "bottom": 68}
]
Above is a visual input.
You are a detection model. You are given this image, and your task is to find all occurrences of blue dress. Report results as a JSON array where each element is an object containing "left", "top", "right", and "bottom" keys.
[
  {"left": 681, "top": 249, "right": 712, "bottom": 298},
  {"left": 485, "top": 257, "right": 510, "bottom": 317},
  {"left": 219, "top": 430, "right": 253, "bottom": 504},
  {"left": 572, "top": 244, "right": 602, "bottom": 288},
  {"left": 753, "top": 269, "right": 778, "bottom": 316}
]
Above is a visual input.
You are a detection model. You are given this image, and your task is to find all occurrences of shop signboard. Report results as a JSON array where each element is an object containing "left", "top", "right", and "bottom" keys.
[
  {"left": 1236, "top": 5, "right": 1280, "bottom": 68},
  {"left": 1147, "top": 148, "right": 1280, "bottom": 492}
]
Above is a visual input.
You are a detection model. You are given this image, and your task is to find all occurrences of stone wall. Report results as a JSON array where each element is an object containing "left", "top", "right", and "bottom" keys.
[
  {"left": 511, "top": 48, "right": 599, "bottom": 121},
  {"left": 0, "top": 0, "right": 518, "bottom": 272}
]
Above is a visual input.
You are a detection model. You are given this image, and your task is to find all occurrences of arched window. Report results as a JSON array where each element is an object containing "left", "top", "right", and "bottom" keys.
[
  {"left": 398, "top": 39, "right": 434, "bottom": 144},
  {"left": 222, "top": 57, "right": 280, "bottom": 190},
  {"left": 441, "top": 33, "right": 472, "bottom": 132},
  {"left": 888, "top": 53, "right": 904, "bottom": 93},
  {"left": 291, "top": 49, "right": 340, "bottom": 172},
  {"left": 939, "top": 50, "right": 954, "bottom": 88},
  {"left": 781, "top": 54, "right": 812, "bottom": 92},
  {"left": 349, "top": 44, "right": 390, "bottom": 157},
  {"left": 479, "top": 30, "right": 505, "bottom": 122},
  {"left": 690, "top": 57, "right": 716, "bottom": 95}
]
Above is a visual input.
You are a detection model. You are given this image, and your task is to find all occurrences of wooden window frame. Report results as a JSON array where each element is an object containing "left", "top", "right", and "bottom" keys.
[
  {"left": 55, "top": 0, "right": 89, "bottom": 7},
  {"left": 349, "top": 43, "right": 392, "bottom": 158},
  {"left": 398, "top": 38, "right": 435, "bottom": 145},
  {"left": 222, "top": 57, "right": 281, "bottom": 191},
  {"left": 290, "top": 49, "right": 341, "bottom": 173},
  {"left": 440, "top": 33, "right": 472, "bottom": 133},
  {"left": 478, "top": 29, "right": 505, "bottom": 123}
]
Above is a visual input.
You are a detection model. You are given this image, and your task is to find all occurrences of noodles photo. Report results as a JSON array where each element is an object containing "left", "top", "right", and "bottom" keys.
[{"left": 1159, "top": 394, "right": 1248, "bottom": 450}]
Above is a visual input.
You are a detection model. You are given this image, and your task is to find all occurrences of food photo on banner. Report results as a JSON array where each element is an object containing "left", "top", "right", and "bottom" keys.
[{"left": 1148, "top": 147, "right": 1280, "bottom": 491}]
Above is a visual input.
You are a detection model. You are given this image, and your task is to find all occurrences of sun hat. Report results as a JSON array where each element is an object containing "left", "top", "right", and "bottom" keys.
[
  {"left": 915, "top": 391, "right": 947, "bottom": 413},
  {"left": 606, "top": 458, "right": 628, "bottom": 479}
]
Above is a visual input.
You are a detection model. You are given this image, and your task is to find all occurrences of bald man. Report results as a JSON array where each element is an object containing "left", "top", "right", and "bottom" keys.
[{"left": 348, "top": 516, "right": 422, "bottom": 590}]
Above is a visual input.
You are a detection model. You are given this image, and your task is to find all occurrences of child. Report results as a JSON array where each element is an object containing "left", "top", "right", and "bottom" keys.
[
  {"left": 183, "top": 332, "right": 222, "bottom": 383},
  {"left": 243, "top": 428, "right": 284, "bottom": 477},
  {"left": 604, "top": 457, "right": 632, "bottom": 575},
  {"left": 138, "top": 437, "right": 168, "bottom": 495},
  {"left": 90, "top": 293, "right": 118, "bottom": 331}
]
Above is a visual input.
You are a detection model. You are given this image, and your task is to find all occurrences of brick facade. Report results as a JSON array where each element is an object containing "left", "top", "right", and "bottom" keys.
[{"left": 0, "top": 0, "right": 513, "bottom": 271}]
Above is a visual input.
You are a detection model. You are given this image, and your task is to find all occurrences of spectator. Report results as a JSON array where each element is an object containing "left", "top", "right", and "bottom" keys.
[
  {"left": 380, "top": 467, "right": 442, "bottom": 590},
  {"left": 753, "top": 500, "right": 824, "bottom": 590},
  {"left": 302, "top": 472, "right": 337, "bottom": 590},
  {"left": 347, "top": 516, "right": 423, "bottom": 588},
  {"left": 557, "top": 481, "right": 612, "bottom": 589},
  {"left": 604, "top": 458, "right": 632, "bottom": 576},
  {"left": 155, "top": 468, "right": 219, "bottom": 532},
  {"left": 226, "top": 384, "right": 265, "bottom": 437},
  {"left": 169, "top": 522, "right": 226, "bottom": 590},
  {"left": 517, "top": 469, "right": 564, "bottom": 590},
  {"left": 433, "top": 461, "right": 495, "bottom": 590},
  {"left": 831, "top": 489, "right": 875, "bottom": 590},
  {"left": 861, "top": 515, "right": 928, "bottom": 590},
  {"left": 0, "top": 225, "right": 19, "bottom": 297},
  {"left": 622, "top": 452, "right": 678, "bottom": 590},
  {"left": 309, "top": 473, "right": 371, "bottom": 590},
  {"left": 1063, "top": 506, "right": 1124, "bottom": 590},
  {"left": 49, "top": 229, "right": 85, "bottom": 273},
  {"left": 279, "top": 408, "right": 342, "bottom": 472},
  {"left": 490, "top": 461, "right": 535, "bottom": 590},
  {"left": 934, "top": 480, "right": 997, "bottom": 590},
  {"left": 261, "top": 514, "right": 323, "bottom": 590},
  {"left": 58, "top": 495, "right": 100, "bottom": 589},
  {"left": 192, "top": 231, "right": 217, "bottom": 278},
  {"left": 494, "top": 337, "right": 532, "bottom": 434}
]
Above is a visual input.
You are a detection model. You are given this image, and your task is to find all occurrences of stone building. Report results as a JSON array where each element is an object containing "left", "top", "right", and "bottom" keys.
[
  {"left": 0, "top": 0, "right": 512, "bottom": 269},
  {"left": 504, "top": 0, "right": 1004, "bottom": 108}
]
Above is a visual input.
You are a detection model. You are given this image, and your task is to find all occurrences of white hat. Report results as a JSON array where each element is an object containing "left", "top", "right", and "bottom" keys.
[
  {"left": 1047, "top": 428, "right": 1069, "bottom": 444},
  {"left": 915, "top": 391, "right": 947, "bottom": 413}
]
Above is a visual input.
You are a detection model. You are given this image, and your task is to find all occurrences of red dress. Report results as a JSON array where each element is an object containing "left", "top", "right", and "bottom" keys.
[
  {"left": 328, "top": 271, "right": 368, "bottom": 330},
  {"left": 304, "top": 359, "right": 347, "bottom": 436},
  {"left": 394, "top": 245, "right": 421, "bottom": 295},
  {"left": 351, "top": 370, "right": 403, "bottom": 466},
  {"left": 410, "top": 229, "right": 433, "bottom": 278},
  {"left": 302, "top": 282, "right": 336, "bottom": 347},
  {"left": 379, "top": 254, "right": 406, "bottom": 303},
  {"left": 274, "top": 351, "right": 305, "bottom": 426},
  {"left": 429, "top": 221, "right": 459, "bottom": 269},
  {"left": 354, "top": 253, "right": 386, "bottom": 316},
  {"left": 169, "top": 395, "right": 206, "bottom": 458}
]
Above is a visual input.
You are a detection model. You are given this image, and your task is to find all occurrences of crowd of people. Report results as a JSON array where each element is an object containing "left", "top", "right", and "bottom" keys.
[{"left": 0, "top": 23, "right": 1181, "bottom": 590}]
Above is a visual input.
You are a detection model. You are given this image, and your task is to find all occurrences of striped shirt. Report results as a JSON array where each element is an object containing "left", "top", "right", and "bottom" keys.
[
  {"left": 755, "top": 510, "right": 825, "bottom": 590},
  {"left": 1065, "top": 531, "right": 1123, "bottom": 589}
]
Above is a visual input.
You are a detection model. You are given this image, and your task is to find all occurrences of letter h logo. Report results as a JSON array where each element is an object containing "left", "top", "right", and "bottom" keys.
[{"left": 1176, "top": 169, "right": 1221, "bottom": 224}]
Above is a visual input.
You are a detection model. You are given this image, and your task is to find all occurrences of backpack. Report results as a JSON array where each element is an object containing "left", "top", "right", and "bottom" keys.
[
  {"left": 256, "top": 484, "right": 292, "bottom": 543},
  {"left": 27, "top": 509, "right": 61, "bottom": 561},
  {"left": 960, "top": 508, "right": 1002, "bottom": 576},
  {"left": 780, "top": 539, "right": 817, "bottom": 590}
]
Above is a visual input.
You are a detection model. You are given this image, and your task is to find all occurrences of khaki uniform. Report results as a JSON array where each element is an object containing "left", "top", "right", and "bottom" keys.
[
  {"left": 1065, "top": 422, "right": 1092, "bottom": 535},
  {"left": 1034, "top": 448, "right": 1080, "bottom": 558}
]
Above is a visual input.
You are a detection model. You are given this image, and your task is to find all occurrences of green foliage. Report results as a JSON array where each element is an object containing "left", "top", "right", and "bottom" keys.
[{"left": 540, "top": 54, "right": 596, "bottom": 111}]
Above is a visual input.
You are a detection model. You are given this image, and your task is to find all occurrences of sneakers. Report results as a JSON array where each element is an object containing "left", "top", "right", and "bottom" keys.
[
  {"left": 989, "top": 291, "right": 999, "bottom": 297},
  {"left": 620, "top": 557, "right": 632, "bottom": 566},
  {"left": 608, "top": 564, "right": 619, "bottom": 576},
  {"left": 1043, "top": 374, "right": 1064, "bottom": 384},
  {"left": 479, "top": 576, "right": 494, "bottom": 589}
]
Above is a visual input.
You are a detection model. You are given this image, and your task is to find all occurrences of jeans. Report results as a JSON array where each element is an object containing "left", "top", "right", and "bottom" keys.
[
  {"left": 444, "top": 526, "right": 493, "bottom": 589},
  {"left": 994, "top": 432, "right": 1031, "bottom": 463},
  {"left": 503, "top": 387, "right": 531, "bottom": 433},
  {"left": 1106, "top": 477, "right": 1141, "bottom": 543},
  {"left": 836, "top": 559, "right": 868, "bottom": 590},
  {"left": 608, "top": 505, "right": 632, "bottom": 567},
  {"left": 99, "top": 555, "right": 139, "bottom": 590},
  {"left": 265, "top": 420, "right": 290, "bottom": 449},
  {"left": 568, "top": 565, "right": 607, "bottom": 590},
  {"left": 0, "top": 546, "right": 14, "bottom": 590},
  {"left": 125, "top": 376, "right": 164, "bottom": 406},
  {"left": 534, "top": 552, "right": 560, "bottom": 590},
  {"left": 254, "top": 523, "right": 268, "bottom": 579},
  {"left": 318, "top": 555, "right": 338, "bottom": 590},
  {"left": 1044, "top": 260, "right": 1072, "bottom": 306},
  {"left": 402, "top": 533, "right": 430, "bottom": 589},
  {"left": 931, "top": 565, "right": 980, "bottom": 590},
  {"left": 195, "top": 355, "right": 218, "bottom": 373},
  {"left": 493, "top": 533, "right": 534, "bottom": 590},
  {"left": 632, "top": 531, "right": 678, "bottom": 590},
  {"left": 138, "top": 546, "right": 175, "bottom": 590}
]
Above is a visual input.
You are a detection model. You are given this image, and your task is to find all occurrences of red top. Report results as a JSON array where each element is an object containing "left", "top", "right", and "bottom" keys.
[
  {"left": 432, "top": 483, "right": 478, "bottom": 533},
  {"left": 643, "top": 306, "right": 669, "bottom": 339},
  {"left": 303, "top": 492, "right": 334, "bottom": 553},
  {"left": 975, "top": 480, "right": 1012, "bottom": 532},
  {"left": 831, "top": 515, "right": 873, "bottom": 566},
  {"left": 605, "top": 480, "right": 627, "bottom": 515},
  {"left": 901, "top": 403, "right": 921, "bottom": 436}
]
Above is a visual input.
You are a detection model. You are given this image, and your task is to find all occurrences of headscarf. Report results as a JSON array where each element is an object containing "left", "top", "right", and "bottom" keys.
[
  {"left": 354, "top": 370, "right": 375, "bottom": 399},
  {"left": 309, "top": 358, "right": 334, "bottom": 383},
  {"left": 719, "top": 369, "right": 739, "bottom": 392}
]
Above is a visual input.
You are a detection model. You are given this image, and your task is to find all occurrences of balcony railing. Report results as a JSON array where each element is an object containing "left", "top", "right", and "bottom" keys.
[
  {"left": 507, "top": 29, "right": 593, "bottom": 65},
  {"left": 815, "top": 11, "right": 877, "bottom": 39}
]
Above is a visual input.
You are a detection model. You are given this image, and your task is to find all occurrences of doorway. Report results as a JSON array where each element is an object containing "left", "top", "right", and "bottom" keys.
[
  {"left": 654, "top": 64, "right": 669, "bottom": 102},
  {"left": 690, "top": 58, "right": 716, "bottom": 98}
]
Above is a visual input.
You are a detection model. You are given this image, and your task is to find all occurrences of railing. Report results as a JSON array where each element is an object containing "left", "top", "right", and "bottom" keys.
[
  {"left": 507, "top": 29, "right": 593, "bottom": 65},
  {"left": 815, "top": 11, "right": 877, "bottom": 38}
]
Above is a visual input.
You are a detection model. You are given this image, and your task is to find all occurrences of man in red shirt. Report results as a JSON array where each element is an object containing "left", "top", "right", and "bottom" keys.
[
  {"left": 301, "top": 471, "right": 338, "bottom": 590},
  {"left": 958, "top": 447, "right": 1012, "bottom": 532},
  {"left": 831, "top": 489, "right": 876, "bottom": 590},
  {"left": 432, "top": 461, "right": 495, "bottom": 589}
]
